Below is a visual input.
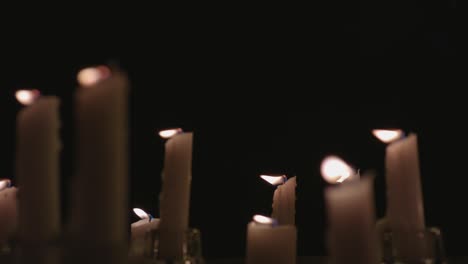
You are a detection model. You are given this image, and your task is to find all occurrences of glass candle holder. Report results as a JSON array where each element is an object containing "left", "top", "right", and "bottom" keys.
[
  {"left": 129, "top": 228, "right": 205, "bottom": 264},
  {"left": 380, "top": 227, "right": 447, "bottom": 264}
]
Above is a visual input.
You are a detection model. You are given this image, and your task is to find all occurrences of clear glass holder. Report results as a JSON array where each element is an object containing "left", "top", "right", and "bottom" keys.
[
  {"left": 380, "top": 227, "right": 447, "bottom": 264},
  {"left": 129, "top": 228, "right": 205, "bottom": 264}
]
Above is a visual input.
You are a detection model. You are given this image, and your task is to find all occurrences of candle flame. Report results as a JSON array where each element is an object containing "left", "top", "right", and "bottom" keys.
[
  {"left": 0, "top": 179, "right": 11, "bottom": 191},
  {"left": 133, "top": 208, "right": 150, "bottom": 220},
  {"left": 260, "top": 175, "right": 287, "bottom": 186},
  {"left": 77, "top": 66, "right": 111, "bottom": 87},
  {"left": 321, "top": 155, "right": 355, "bottom": 184},
  {"left": 372, "top": 129, "right": 404, "bottom": 143},
  {"left": 253, "top": 214, "right": 276, "bottom": 225},
  {"left": 159, "top": 128, "right": 183, "bottom": 139},
  {"left": 15, "top": 89, "right": 40, "bottom": 105}
]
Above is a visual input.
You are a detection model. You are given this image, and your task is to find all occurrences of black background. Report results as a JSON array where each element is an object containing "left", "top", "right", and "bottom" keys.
[{"left": 0, "top": 3, "right": 464, "bottom": 258}]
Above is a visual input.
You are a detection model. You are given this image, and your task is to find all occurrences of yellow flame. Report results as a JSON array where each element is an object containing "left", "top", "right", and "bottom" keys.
[
  {"left": 0, "top": 179, "right": 11, "bottom": 191},
  {"left": 253, "top": 214, "right": 275, "bottom": 225},
  {"left": 372, "top": 129, "right": 404, "bottom": 143},
  {"left": 320, "top": 155, "right": 355, "bottom": 184},
  {"left": 133, "top": 208, "right": 149, "bottom": 220},
  {"left": 159, "top": 128, "right": 183, "bottom": 139},
  {"left": 77, "top": 66, "right": 111, "bottom": 87},
  {"left": 15, "top": 89, "right": 40, "bottom": 105},
  {"left": 260, "top": 175, "right": 286, "bottom": 186}
]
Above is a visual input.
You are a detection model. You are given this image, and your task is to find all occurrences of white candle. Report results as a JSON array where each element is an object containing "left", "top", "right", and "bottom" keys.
[
  {"left": 130, "top": 208, "right": 160, "bottom": 257},
  {"left": 324, "top": 176, "right": 379, "bottom": 264},
  {"left": 70, "top": 67, "right": 129, "bottom": 246},
  {"left": 261, "top": 175, "right": 296, "bottom": 225},
  {"left": 383, "top": 132, "right": 425, "bottom": 259},
  {"left": 246, "top": 215, "right": 296, "bottom": 264},
  {"left": 16, "top": 94, "right": 61, "bottom": 243},
  {"left": 0, "top": 180, "right": 18, "bottom": 243},
  {"left": 158, "top": 130, "right": 193, "bottom": 260}
]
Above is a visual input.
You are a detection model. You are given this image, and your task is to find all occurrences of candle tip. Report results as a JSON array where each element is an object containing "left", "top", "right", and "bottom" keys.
[
  {"left": 320, "top": 155, "right": 355, "bottom": 184},
  {"left": 0, "top": 179, "right": 11, "bottom": 191},
  {"left": 158, "top": 128, "right": 183, "bottom": 139},
  {"left": 372, "top": 129, "right": 404, "bottom": 143},
  {"left": 253, "top": 215, "right": 277, "bottom": 226},
  {"left": 77, "top": 66, "right": 111, "bottom": 87},
  {"left": 133, "top": 208, "right": 150, "bottom": 220},
  {"left": 260, "top": 175, "right": 287, "bottom": 186},
  {"left": 15, "top": 89, "right": 41, "bottom": 106}
]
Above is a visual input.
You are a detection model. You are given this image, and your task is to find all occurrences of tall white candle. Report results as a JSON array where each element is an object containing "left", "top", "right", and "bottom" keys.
[
  {"left": 158, "top": 131, "right": 193, "bottom": 260},
  {"left": 325, "top": 176, "right": 379, "bottom": 264},
  {"left": 16, "top": 95, "right": 61, "bottom": 243},
  {"left": 385, "top": 133, "right": 425, "bottom": 259},
  {"left": 246, "top": 215, "right": 296, "bottom": 264},
  {"left": 70, "top": 67, "right": 129, "bottom": 247},
  {"left": 261, "top": 175, "right": 296, "bottom": 225},
  {"left": 0, "top": 180, "right": 18, "bottom": 243}
]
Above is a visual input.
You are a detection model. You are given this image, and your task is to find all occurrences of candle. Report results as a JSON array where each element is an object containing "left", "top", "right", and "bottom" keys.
[
  {"left": 321, "top": 157, "right": 379, "bottom": 264},
  {"left": 0, "top": 180, "right": 17, "bottom": 243},
  {"left": 373, "top": 130, "right": 425, "bottom": 259},
  {"left": 246, "top": 214, "right": 296, "bottom": 264},
  {"left": 70, "top": 67, "right": 129, "bottom": 248},
  {"left": 130, "top": 208, "right": 160, "bottom": 257},
  {"left": 260, "top": 175, "right": 296, "bottom": 225},
  {"left": 15, "top": 92, "right": 61, "bottom": 243},
  {"left": 157, "top": 129, "right": 193, "bottom": 260}
]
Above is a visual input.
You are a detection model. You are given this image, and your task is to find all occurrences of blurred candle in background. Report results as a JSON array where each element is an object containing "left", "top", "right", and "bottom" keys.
[
  {"left": 0, "top": 179, "right": 17, "bottom": 244},
  {"left": 70, "top": 66, "right": 129, "bottom": 263}
]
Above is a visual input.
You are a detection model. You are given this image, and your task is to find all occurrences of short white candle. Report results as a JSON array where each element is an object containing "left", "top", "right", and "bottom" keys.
[
  {"left": 130, "top": 208, "right": 160, "bottom": 257},
  {"left": 260, "top": 175, "right": 296, "bottom": 225},
  {"left": 246, "top": 215, "right": 296, "bottom": 264},
  {"left": 157, "top": 129, "right": 193, "bottom": 260},
  {"left": 0, "top": 180, "right": 17, "bottom": 243}
]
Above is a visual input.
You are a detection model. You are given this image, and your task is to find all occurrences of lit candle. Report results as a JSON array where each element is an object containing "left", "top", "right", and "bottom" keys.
[
  {"left": 157, "top": 128, "right": 193, "bottom": 260},
  {"left": 246, "top": 214, "right": 296, "bottom": 264},
  {"left": 70, "top": 66, "right": 129, "bottom": 248},
  {"left": 260, "top": 174, "right": 296, "bottom": 225},
  {"left": 129, "top": 208, "right": 160, "bottom": 257},
  {"left": 373, "top": 130, "right": 425, "bottom": 259},
  {"left": 0, "top": 179, "right": 17, "bottom": 243},
  {"left": 15, "top": 90, "right": 61, "bottom": 243},
  {"left": 321, "top": 156, "right": 379, "bottom": 264}
]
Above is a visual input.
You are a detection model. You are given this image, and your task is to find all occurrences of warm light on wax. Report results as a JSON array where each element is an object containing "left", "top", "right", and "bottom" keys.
[
  {"left": 158, "top": 128, "right": 183, "bottom": 139},
  {"left": 260, "top": 175, "right": 287, "bottom": 186},
  {"left": 372, "top": 129, "right": 404, "bottom": 143},
  {"left": 321, "top": 155, "right": 355, "bottom": 184},
  {"left": 0, "top": 179, "right": 11, "bottom": 191},
  {"left": 253, "top": 215, "right": 276, "bottom": 225},
  {"left": 133, "top": 208, "right": 150, "bottom": 220},
  {"left": 15, "top": 89, "right": 41, "bottom": 106},
  {"left": 77, "top": 66, "right": 111, "bottom": 87}
]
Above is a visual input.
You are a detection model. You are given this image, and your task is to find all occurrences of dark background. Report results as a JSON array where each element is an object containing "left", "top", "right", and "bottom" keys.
[{"left": 1, "top": 3, "right": 464, "bottom": 258}]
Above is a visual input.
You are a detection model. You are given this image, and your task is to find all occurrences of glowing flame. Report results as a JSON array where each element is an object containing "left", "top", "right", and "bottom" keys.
[
  {"left": 0, "top": 179, "right": 11, "bottom": 191},
  {"left": 133, "top": 208, "right": 150, "bottom": 220},
  {"left": 321, "top": 155, "right": 355, "bottom": 184},
  {"left": 260, "top": 175, "right": 287, "bottom": 186},
  {"left": 372, "top": 129, "right": 404, "bottom": 143},
  {"left": 159, "top": 128, "right": 183, "bottom": 139},
  {"left": 77, "top": 66, "right": 111, "bottom": 87},
  {"left": 15, "top": 89, "right": 40, "bottom": 105},
  {"left": 253, "top": 215, "right": 275, "bottom": 225}
]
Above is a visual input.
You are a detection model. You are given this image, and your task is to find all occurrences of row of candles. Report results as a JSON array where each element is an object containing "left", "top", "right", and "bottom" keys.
[{"left": 0, "top": 65, "right": 426, "bottom": 263}]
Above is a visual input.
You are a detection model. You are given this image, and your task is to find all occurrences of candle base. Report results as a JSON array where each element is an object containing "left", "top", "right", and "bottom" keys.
[
  {"left": 15, "top": 239, "right": 61, "bottom": 264},
  {"left": 379, "top": 226, "right": 447, "bottom": 264},
  {"left": 129, "top": 228, "right": 204, "bottom": 264}
]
